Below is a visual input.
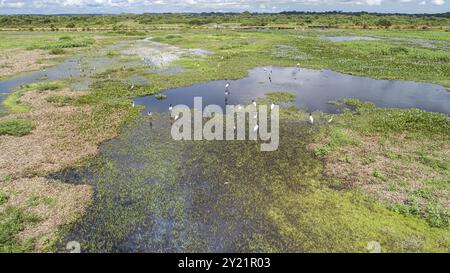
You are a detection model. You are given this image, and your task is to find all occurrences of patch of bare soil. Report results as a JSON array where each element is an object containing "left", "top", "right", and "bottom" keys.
[
  {"left": 0, "top": 88, "right": 127, "bottom": 251},
  {"left": 0, "top": 49, "right": 54, "bottom": 78},
  {"left": 322, "top": 132, "right": 449, "bottom": 209}
]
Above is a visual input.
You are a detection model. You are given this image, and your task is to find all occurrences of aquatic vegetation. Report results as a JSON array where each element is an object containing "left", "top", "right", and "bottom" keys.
[
  {"left": 0, "top": 192, "right": 8, "bottom": 205},
  {"left": 1, "top": 28, "right": 449, "bottom": 252},
  {"left": 0, "top": 119, "right": 33, "bottom": 136},
  {"left": 264, "top": 91, "right": 295, "bottom": 104},
  {"left": 155, "top": 94, "right": 167, "bottom": 100}
]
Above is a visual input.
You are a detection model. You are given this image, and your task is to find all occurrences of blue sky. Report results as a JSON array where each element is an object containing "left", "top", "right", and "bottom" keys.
[{"left": 0, "top": 0, "right": 448, "bottom": 14}]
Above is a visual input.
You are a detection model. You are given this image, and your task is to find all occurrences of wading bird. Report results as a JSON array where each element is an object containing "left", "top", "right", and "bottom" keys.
[
  {"left": 254, "top": 124, "right": 259, "bottom": 132},
  {"left": 309, "top": 113, "right": 314, "bottom": 125},
  {"left": 225, "top": 83, "right": 230, "bottom": 90},
  {"left": 169, "top": 104, "right": 173, "bottom": 111},
  {"left": 328, "top": 117, "right": 333, "bottom": 124}
]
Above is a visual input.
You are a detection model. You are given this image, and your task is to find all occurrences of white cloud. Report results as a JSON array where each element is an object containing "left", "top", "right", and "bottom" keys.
[{"left": 431, "top": 0, "right": 445, "bottom": 4}]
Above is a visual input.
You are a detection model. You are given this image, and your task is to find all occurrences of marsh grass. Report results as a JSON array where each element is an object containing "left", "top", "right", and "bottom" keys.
[
  {"left": 27, "top": 39, "right": 95, "bottom": 50},
  {"left": 46, "top": 94, "right": 73, "bottom": 106},
  {"left": 0, "top": 119, "right": 33, "bottom": 136},
  {"left": 0, "top": 206, "right": 41, "bottom": 252}
]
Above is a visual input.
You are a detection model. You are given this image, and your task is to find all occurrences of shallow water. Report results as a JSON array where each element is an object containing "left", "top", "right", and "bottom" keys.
[
  {"left": 322, "top": 36, "right": 379, "bottom": 42},
  {"left": 54, "top": 115, "right": 259, "bottom": 252},
  {"left": 135, "top": 66, "right": 450, "bottom": 115}
]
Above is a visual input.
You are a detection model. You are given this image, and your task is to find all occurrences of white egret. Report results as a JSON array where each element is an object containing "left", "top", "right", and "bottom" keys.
[
  {"left": 309, "top": 113, "right": 314, "bottom": 124},
  {"left": 328, "top": 117, "right": 334, "bottom": 124},
  {"left": 252, "top": 100, "right": 257, "bottom": 107},
  {"left": 225, "top": 83, "right": 230, "bottom": 90},
  {"left": 253, "top": 124, "right": 259, "bottom": 132},
  {"left": 271, "top": 103, "right": 275, "bottom": 110}
]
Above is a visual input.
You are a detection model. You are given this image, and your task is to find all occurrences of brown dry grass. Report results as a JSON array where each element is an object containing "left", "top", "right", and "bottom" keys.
[
  {"left": 321, "top": 131, "right": 449, "bottom": 208},
  {"left": 0, "top": 49, "right": 54, "bottom": 78},
  {"left": 0, "top": 87, "right": 129, "bottom": 251}
]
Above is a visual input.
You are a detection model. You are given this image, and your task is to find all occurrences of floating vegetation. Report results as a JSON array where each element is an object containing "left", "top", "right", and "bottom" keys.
[{"left": 155, "top": 94, "right": 167, "bottom": 100}]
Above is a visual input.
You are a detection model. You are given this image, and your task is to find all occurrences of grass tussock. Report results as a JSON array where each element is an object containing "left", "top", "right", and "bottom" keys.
[{"left": 0, "top": 119, "right": 33, "bottom": 136}]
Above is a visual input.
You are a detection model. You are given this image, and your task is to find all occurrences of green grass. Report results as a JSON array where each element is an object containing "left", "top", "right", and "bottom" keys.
[
  {"left": 0, "top": 119, "right": 33, "bottom": 136},
  {"left": 3, "top": 90, "right": 29, "bottom": 113},
  {"left": 26, "top": 39, "right": 95, "bottom": 50},
  {"left": 337, "top": 99, "right": 450, "bottom": 137},
  {"left": 0, "top": 192, "right": 8, "bottom": 205},
  {"left": 49, "top": 48, "right": 65, "bottom": 55},
  {"left": 0, "top": 206, "right": 41, "bottom": 252},
  {"left": 46, "top": 94, "right": 73, "bottom": 106},
  {"left": 155, "top": 94, "right": 167, "bottom": 100}
]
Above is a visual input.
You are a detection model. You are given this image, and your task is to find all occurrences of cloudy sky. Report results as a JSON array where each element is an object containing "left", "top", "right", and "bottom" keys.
[{"left": 0, "top": 0, "right": 448, "bottom": 14}]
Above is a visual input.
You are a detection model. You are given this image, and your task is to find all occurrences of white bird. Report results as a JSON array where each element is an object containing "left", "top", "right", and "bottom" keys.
[
  {"left": 169, "top": 104, "right": 173, "bottom": 111},
  {"left": 130, "top": 84, "right": 134, "bottom": 90},
  {"left": 132, "top": 102, "right": 135, "bottom": 108},
  {"left": 309, "top": 113, "right": 314, "bottom": 124},
  {"left": 271, "top": 103, "right": 275, "bottom": 110},
  {"left": 252, "top": 100, "right": 257, "bottom": 107},
  {"left": 225, "top": 90, "right": 230, "bottom": 96},
  {"left": 174, "top": 114, "right": 179, "bottom": 121},
  {"left": 253, "top": 124, "right": 259, "bottom": 132},
  {"left": 328, "top": 117, "right": 333, "bottom": 124},
  {"left": 225, "top": 83, "right": 230, "bottom": 89}
]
